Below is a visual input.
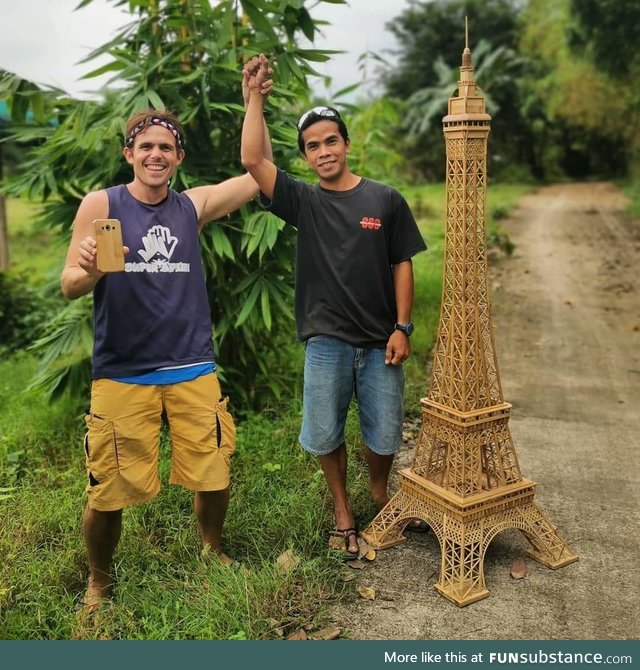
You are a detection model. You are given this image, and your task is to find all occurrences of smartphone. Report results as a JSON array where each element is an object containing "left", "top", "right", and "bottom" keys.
[{"left": 94, "top": 219, "right": 125, "bottom": 272}]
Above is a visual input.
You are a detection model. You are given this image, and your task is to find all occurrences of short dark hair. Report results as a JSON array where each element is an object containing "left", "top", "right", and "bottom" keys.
[
  {"left": 124, "top": 109, "right": 185, "bottom": 151},
  {"left": 296, "top": 106, "right": 349, "bottom": 153}
]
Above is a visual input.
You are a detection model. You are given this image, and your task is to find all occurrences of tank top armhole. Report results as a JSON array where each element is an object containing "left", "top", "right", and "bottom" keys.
[{"left": 179, "top": 191, "right": 200, "bottom": 230}]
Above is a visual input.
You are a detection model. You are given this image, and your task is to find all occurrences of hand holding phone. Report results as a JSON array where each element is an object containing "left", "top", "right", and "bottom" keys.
[{"left": 94, "top": 219, "right": 125, "bottom": 272}]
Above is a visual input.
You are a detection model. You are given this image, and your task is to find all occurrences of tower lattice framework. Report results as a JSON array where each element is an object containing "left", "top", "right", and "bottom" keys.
[{"left": 361, "top": 27, "right": 578, "bottom": 606}]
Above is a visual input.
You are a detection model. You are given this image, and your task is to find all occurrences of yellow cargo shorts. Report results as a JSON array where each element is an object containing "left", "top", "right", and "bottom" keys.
[{"left": 83, "top": 373, "right": 236, "bottom": 511}]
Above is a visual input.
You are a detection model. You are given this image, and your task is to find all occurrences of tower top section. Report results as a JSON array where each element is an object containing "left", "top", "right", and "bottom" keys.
[{"left": 444, "top": 17, "right": 491, "bottom": 122}]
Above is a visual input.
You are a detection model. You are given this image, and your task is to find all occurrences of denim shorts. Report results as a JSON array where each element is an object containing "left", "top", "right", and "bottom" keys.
[{"left": 299, "top": 335, "right": 404, "bottom": 457}]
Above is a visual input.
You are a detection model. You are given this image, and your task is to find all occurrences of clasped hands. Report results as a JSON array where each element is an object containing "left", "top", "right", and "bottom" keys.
[{"left": 242, "top": 54, "right": 273, "bottom": 105}]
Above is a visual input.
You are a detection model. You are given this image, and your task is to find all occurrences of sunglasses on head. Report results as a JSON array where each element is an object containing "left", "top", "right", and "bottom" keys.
[{"left": 296, "top": 106, "right": 341, "bottom": 131}]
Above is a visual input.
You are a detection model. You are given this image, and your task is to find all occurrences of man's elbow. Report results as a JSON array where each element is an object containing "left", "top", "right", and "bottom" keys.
[
  {"left": 60, "top": 271, "right": 89, "bottom": 300},
  {"left": 60, "top": 279, "right": 80, "bottom": 300},
  {"left": 241, "top": 151, "right": 261, "bottom": 173}
]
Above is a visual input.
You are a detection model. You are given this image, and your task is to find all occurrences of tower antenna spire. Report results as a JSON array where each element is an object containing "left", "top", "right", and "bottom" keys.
[{"left": 465, "top": 15, "right": 469, "bottom": 50}]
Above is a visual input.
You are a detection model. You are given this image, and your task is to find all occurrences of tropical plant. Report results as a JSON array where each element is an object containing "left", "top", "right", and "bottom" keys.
[
  {"left": 383, "top": 0, "right": 522, "bottom": 99},
  {"left": 402, "top": 40, "right": 512, "bottom": 138},
  {"left": 0, "top": 0, "right": 346, "bottom": 409},
  {"left": 392, "top": 35, "right": 538, "bottom": 181},
  {"left": 521, "top": 0, "right": 634, "bottom": 177}
]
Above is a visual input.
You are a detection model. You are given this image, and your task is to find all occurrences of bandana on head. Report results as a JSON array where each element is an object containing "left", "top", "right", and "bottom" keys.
[{"left": 125, "top": 117, "right": 184, "bottom": 150}]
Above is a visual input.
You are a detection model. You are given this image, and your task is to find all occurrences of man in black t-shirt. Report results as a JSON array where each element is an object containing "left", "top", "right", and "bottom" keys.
[{"left": 241, "top": 55, "right": 427, "bottom": 558}]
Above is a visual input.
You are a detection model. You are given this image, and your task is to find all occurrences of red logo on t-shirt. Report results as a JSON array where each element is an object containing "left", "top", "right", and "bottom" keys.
[{"left": 360, "top": 216, "right": 382, "bottom": 230}]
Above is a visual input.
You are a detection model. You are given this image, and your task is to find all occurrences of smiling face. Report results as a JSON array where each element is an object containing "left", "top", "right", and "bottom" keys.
[
  {"left": 123, "top": 124, "right": 184, "bottom": 196},
  {"left": 300, "top": 119, "right": 351, "bottom": 187}
]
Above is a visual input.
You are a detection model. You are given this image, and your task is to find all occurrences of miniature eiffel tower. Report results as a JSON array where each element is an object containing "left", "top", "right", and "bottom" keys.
[{"left": 361, "top": 21, "right": 578, "bottom": 606}]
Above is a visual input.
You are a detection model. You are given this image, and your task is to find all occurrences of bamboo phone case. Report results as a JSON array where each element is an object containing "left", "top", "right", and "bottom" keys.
[{"left": 94, "top": 219, "right": 125, "bottom": 272}]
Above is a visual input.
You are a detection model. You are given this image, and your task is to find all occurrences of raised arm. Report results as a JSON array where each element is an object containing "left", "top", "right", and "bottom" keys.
[
  {"left": 241, "top": 54, "right": 278, "bottom": 200},
  {"left": 61, "top": 190, "right": 114, "bottom": 300},
  {"left": 187, "top": 57, "right": 273, "bottom": 230},
  {"left": 187, "top": 174, "right": 260, "bottom": 231}
]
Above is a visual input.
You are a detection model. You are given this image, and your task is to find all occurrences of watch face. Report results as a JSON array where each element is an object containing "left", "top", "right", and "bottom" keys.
[{"left": 396, "top": 323, "right": 414, "bottom": 335}]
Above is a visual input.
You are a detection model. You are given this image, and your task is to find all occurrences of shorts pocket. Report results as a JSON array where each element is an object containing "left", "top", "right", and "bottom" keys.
[
  {"left": 305, "top": 335, "right": 329, "bottom": 347},
  {"left": 84, "top": 413, "right": 120, "bottom": 483},
  {"left": 214, "top": 397, "right": 236, "bottom": 462}
]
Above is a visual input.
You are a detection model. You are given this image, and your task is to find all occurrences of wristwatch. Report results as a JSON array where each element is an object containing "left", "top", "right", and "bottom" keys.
[{"left": 394, "top": 322, "right": 414, "bottom": 336}]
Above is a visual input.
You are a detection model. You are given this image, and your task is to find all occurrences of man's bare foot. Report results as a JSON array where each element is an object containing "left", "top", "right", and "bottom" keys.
[
  {"left": 76, "top": 578, "right": 111, "bottom": 621},
  {"left": 215, "top": 552, "right": 234, "bottom": 567},
  {"left": 201, "top": 545, "right": 235, "bottom": 567}
]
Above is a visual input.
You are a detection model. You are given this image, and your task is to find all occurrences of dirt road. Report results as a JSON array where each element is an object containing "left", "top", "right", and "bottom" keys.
[{"left": 330, "top": 182, "right": 640, "bottom": 640}]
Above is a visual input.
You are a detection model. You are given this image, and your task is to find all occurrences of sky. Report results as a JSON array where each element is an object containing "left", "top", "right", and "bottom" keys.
[{"left": 0, "top": 0, "right": 411, "bottom": 101}]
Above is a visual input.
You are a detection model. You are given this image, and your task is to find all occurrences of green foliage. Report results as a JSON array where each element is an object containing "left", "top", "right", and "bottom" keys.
[
  {"left": 383, "top": 0, "right": 639, "bottom": 181},
  {"left": 27, "top": 296, "right": 94, "bottom": 400},
  {"left": 520, "top": 0, "right": 635, "bottom": 176},
  {"left": 0, "top": 0, "right": 347, "bottom": 410},
  {"left": 622, "top": 181, "right": 640, "bottom": 219},
  {"left": 0, "top": 354, "right": 82, "bottom": 489},
  {"left": 569, "top": 0, "right": 640, "bottom": 77},
  {"left": 381, "top": 0, "right": 545, "bottom": 181},
  {"left": 0, "top": 271, "right": 56, "bottom": 356},
  {"left": 384, "top": 0, "right": 522, "bottom": 99},
  {"left": 341, "top": 98, "right": 406, "bottom": 186}
]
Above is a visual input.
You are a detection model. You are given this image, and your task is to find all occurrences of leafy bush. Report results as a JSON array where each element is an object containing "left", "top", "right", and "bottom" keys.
[
  {"left": 1, "top": 0, "right": 343, "bottom": 411},
  {"left": 0, "top": 271, "right": 55, "bottom": 356}
]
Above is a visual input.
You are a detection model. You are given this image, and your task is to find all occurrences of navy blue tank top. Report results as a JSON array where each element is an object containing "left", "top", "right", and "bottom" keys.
[{"left": 92, "top": 185, "right": 214, "bottom": 379}]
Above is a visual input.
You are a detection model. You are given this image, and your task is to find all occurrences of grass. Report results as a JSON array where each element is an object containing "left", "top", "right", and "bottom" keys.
[
  {"left": 622, "top": 180, "right": 640, "bottom": 218},
  {"left": 0, "top": 183, "right": 530, "bottom": 639},
  {"left": 4, "top": 199, "right": 65, "bottom": 282}
]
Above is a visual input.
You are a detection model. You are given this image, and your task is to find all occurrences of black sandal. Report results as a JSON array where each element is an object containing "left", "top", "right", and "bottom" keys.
[{"left": 328, "top": 527, "right": 359, "bottom": 560}]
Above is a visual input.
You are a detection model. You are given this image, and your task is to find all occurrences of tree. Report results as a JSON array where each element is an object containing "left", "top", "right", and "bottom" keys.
[
  {"left": 1, "top": 0, "right": 346, "bottom": 409},
  {"left": 569, "top": 0, "right": 640, "bottom": 77},
  {"left": 384, "top": 0, "right": 523, "bottom": 99},
  {"left": 380, "top": 0, "right": 542, "bottom": 180},
  {"left": 520, "top": 0, "right": 634, "bottom": 177},
  {"left": 569, "top": 0, "right": 640, "bottom": 168},
  {"left": 398, "top": 39, "right": 542, "bottom": 179}
]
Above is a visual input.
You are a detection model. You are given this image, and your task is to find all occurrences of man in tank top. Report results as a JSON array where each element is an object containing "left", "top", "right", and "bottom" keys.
[
  {"left": 241, "top": 56, "right": 427, "bottom": 559},
  {"left": 62, "top": 74, "right": 272, "bottom": 612}
]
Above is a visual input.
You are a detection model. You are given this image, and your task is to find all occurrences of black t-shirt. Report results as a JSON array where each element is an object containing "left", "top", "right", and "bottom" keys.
[{"left": 264, "top": 169, "right": 427, "bottom": 346}]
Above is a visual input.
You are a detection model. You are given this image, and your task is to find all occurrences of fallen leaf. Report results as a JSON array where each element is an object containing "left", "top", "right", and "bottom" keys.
[
  {"left": 341, "top": 572, "right": 356, "bottom": 582},
  {"left": 357, "top": 585, "right": 376, "bottom": 600},
  {"left": 287, "top": 629, "right": 308, "bottom": 640},
  {"left": 358, "top": 539, "right": 373, "bottom": 553},
  {"left": 510, "top": 558, "right": 528, "bottom": 580},
  {"left": 310, "top": 626, "right": 341, "bottom": 641},
  {"left": 357, "top": 540, "right": 376, "bottom": 560},
  {"left": 276, "top": 549, "right": 300, "bottom": 573},
  {"left": 347, "top": 559, "right": 366, "bottom": 570}
]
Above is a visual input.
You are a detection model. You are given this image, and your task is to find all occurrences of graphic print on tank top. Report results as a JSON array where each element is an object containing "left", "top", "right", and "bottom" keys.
[{"left": 125, "top": 224, "right": 191, "bottom": 273}]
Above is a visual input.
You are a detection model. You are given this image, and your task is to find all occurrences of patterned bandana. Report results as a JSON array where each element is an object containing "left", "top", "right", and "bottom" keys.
[{"left": 125, "top": 117, "right": 184, "bottom": 150}]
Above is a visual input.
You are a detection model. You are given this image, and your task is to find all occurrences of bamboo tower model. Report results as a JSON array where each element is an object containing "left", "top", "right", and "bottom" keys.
[{"left": 361, "top": 24, "right": 578, "bottom": 606}]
